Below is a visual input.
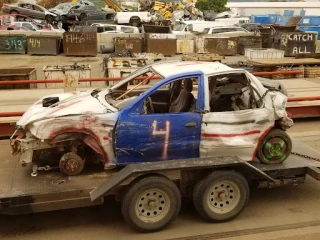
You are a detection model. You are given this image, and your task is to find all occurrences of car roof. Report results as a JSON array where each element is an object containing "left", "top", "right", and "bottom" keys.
[
  {"left": 152, "top": 61, "right": 233, "bottom": 78},
  {"left": 210, "top": 26, "right": 243, "bottom": 29}
]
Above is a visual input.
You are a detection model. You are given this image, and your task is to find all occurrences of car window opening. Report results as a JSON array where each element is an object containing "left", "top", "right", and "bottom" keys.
[
  {"left": 142, "top": 77, "right": 199, "bottom": 115},
  {"left": 209, "top": 73, "right": 263, "bottom": 112}
]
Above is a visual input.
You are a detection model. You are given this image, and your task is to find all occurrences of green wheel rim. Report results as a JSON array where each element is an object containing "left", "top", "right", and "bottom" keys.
[{"left": 262, "top": 137, "right": 287, "bottom": 162}]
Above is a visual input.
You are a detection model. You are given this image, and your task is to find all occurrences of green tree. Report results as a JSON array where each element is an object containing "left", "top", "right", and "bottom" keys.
[{"left": 195, "top": 0, "right": 230, "bottom": 13}]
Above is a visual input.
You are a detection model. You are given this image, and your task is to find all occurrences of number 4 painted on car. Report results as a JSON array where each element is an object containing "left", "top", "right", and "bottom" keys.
[{"left": 152, "top": 120, "right": 170, "bottom": 159}]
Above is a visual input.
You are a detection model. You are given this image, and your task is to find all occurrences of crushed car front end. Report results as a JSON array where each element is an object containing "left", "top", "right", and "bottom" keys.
[{"left": 10, "top": 90, "right": 121, "bottom": 174}]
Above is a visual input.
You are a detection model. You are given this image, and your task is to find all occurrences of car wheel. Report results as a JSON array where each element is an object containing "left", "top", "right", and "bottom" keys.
[
  {"left": 257, "top": 128, "right": 292, "bottom": 164},
  {"left": 80, "top": 13, "right": 87, "bottom": 24},
  {"left": 193, "top": 171, "right": 249, "bottom": 222},
  {"left": 59, "top": 152, "right": 85, "bottom": 176},
  {"left": 57, "top": 21, "right": 63, "bottom": 29},
  {"left": 130, "top": 17, "right": 141, "bottom": 27},
  {"left": 121, "top": 175, "right": 181, "bottom": 232},
  {"left": 45, "top": 15, "right": 54, "bottom": 24}
]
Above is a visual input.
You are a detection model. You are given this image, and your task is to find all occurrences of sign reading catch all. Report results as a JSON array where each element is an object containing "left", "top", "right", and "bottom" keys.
[
  {"left": 149, "top": 34, "right": 176, "bottom": 39},
  {"left": 279, "top": 32, "right": 317, "bottom": 57}
]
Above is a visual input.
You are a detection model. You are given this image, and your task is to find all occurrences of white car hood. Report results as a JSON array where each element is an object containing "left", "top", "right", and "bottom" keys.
[
  {"left": 17, "top": 90, "right": 117, "bottom": 128},
  {"left": 45, "top": 10, "right": 57, "bottom": 16}
]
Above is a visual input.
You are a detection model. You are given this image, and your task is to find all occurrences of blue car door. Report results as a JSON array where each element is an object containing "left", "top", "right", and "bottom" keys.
[{"left": 115, "top": 74, "right": 204, "bottom": 165}]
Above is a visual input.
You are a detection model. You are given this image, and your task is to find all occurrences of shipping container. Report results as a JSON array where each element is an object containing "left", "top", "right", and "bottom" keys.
[
  {"left": 27, "top": 35, "right": 61, "bottom": 56},
  {"left": 114, "top": 37, "right": 143, "bottom": 54},
  {"left": 0, "top": 35, "right": 26, "bottom": 54},
  {"left": 0, "top": 68, "right": 36, "bottom": 89},
  {"left": 145, "top": 33, "right": 177, "bottom": 56},
  {"left": 63, "top": 32, "right": 98, "bottom": 56},
  {"left": 196, "top": 36, "right": 237, "bottom": 56},
  {"left": 42, "top": 64, "right": 91, "bottom": 89},
  {"left": 238, "top": 36, "right": 262, "bottom": 55}
]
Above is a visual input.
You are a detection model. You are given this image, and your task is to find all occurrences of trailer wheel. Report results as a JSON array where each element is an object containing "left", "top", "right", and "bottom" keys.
[
  {"left": 257, "top": 129, "right": 292, "bottom": 164},
  {"left": 193, "top": 171, "right": 249, "bottom": 222},
  {"left": 121, "top": 176, "right": 181, "bottom": 232}
]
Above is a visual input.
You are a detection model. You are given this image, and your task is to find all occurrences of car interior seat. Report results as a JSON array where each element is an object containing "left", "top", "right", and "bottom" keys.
[{"left": 169, "top": 79, "right": 194, "bottom": 113}]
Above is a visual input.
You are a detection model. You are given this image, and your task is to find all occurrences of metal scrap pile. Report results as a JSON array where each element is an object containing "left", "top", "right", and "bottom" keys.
[{"left": 139, "top": 0, "right": 203, "bottom": 24}]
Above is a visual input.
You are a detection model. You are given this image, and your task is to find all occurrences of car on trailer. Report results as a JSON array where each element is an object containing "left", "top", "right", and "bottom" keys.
[
  {"left": 5, "top": 61, "right": 320, "bottom": 232},
  {"left": 11, "top": 60, "right": 293, "bottom": 176}
]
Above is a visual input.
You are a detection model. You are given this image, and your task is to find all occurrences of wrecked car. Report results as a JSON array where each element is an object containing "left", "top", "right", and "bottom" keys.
[
  {"left": 1, "top": 3, "right": 59, "bottom": 24},
  {"left": 0, "top": 14, "right": 52, "bottom": 30},
  {"left": 11, "top": 61, "right": 293, "bottom": 176}
]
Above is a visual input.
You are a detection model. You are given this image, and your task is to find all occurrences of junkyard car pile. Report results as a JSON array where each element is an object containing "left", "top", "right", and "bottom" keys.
[
  {"left": 0, "top": 1, "right": 159, "bottom": 32},
  {"left": 11, "top": 61, "right": 293, "bottom": 176},
  {"left": 0, "top": 0, "right": 256, "bottom": 35}
]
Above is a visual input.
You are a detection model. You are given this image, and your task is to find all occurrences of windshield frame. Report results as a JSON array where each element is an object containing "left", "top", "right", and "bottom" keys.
[{"left": 110, "top": 64, "right": 162, "bottom": 91}]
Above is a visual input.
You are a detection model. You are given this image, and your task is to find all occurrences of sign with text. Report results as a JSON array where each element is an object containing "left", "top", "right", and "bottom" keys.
[
  {"left": 0, "top": 35, "right": 26, "bottom": 54},
  {"left": 63, "top": 32, "right": 97, "bottom": 56},
  {"left": 278, "top": 32, "right": 317, "bottom": 57}
]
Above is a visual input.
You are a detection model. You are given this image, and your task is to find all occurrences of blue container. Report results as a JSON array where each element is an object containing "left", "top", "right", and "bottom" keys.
[
  {"left": 268, "top": 14, "right": 280, "bottom": 24},
  {"left": 298, "top": 26, "right": 320, "bottom": 39},
  {"left": 284, "top": 10, "right": 294, "bottom": 16},
  {"left": 299, "top": 16, "right": 320, "bottom": 26},
  {"left": 279, "top": 16, "right": 292, "bottom": 26},
  {"left": 251, "top": 15, "right": 270, "bottom": 24}
]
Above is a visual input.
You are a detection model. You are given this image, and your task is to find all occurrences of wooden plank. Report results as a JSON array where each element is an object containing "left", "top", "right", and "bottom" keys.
[
  {"left": 182, "top": 53, "right": 224, "bottom": 61},
  {"left": 247, "top": 58, "right": 320, "bottom": 67}
]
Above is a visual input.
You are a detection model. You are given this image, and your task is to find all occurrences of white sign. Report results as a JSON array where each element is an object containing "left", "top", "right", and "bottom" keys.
[{"left": 149, "top": 34, "right": 176, "bottom": 39}]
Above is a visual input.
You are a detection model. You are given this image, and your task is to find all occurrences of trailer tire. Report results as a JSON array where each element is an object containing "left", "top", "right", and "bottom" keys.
[
  {"left": 257, "top": 128, "right": 292, "bottom": 164},
  {"left": 121, "top": 175, "right": 181, "bottom": 232},
  {"left": 193, "top": 171, "right": 249, "bottom": 222}
]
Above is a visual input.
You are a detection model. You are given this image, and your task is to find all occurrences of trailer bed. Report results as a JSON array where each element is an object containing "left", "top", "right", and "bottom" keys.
[{"left": 0, "top": 139, "right": 320, "bottom": 214}]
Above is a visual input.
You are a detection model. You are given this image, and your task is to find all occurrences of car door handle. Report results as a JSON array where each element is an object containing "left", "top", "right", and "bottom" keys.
[{"left": 185, "top": 122, "right": 197, "bottom": 128}]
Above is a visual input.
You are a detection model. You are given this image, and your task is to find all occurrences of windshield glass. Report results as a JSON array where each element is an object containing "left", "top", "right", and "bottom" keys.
[
  {"left": 32, "top": 22, "right": 41, "bottom": 30},
  {"left": 173, "top": 23, "right": 186, "bottom": 31}
]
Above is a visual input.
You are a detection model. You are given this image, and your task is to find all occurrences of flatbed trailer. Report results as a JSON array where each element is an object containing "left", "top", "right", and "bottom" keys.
[{"left": 1, "top": 139, "right": 320, "bottom": 232}]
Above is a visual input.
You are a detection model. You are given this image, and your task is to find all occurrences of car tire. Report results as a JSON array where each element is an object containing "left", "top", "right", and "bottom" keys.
[
  {"left": 80, "top": 13, "right": 87, "bottom": 24},
  {"left": 257, "top": 128, "right": 292, "bottom": 164},
  {"left": 57, "top": 21, "right": 63, "bottom": 29},
  {"left": 193, "top": 171, "right": 249, "bottom": 222},
  {"left": 129, "top": 17, "right": 141, "bottom": 27},
  {"left": 45, "top": 15, "right": 54, "bottom": 24},
  {"left": 10, "top": 10, "right": 19, "bottom": 14},
  {"left": 121, "top": 175, "right": 181, "bottom": 232}
]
